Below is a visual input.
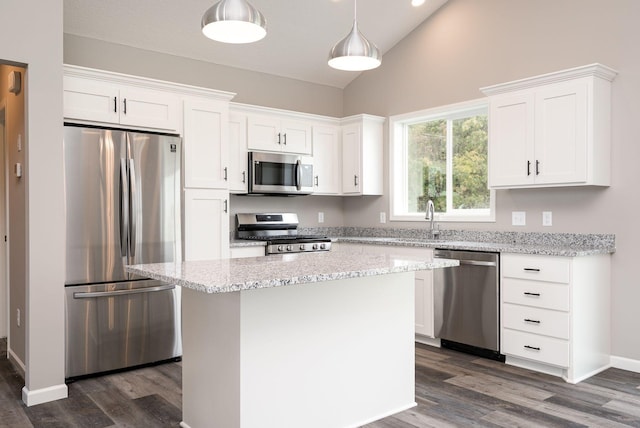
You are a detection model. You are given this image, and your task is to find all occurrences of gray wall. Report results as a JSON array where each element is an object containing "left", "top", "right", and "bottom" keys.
[
  {"left": 64, "top": 34, "right": 344, "bottom": 118},
  {"left": 0, "top": 65, "right": 27, "bottom": 366},
  {"left": 342, "top": 0, "right": 640, "bottom": 361},
  {"left": 1, "top": 0, "right": 66, "bottom": 400}
]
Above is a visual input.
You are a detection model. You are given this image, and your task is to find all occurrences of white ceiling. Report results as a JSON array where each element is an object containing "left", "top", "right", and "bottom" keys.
[{"left": 63, "top": 0, "right": 448, "bottom": 89}]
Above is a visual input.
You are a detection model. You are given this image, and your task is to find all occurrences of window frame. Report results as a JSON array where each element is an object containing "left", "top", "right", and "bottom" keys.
[{"left": 389, "top": 98, "right": 495, "bottom": 223}]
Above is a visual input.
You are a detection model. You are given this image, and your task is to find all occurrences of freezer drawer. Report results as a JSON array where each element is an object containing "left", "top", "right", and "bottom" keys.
[{"left": 65, "top": 280, "right": 181, "bottom": 379}]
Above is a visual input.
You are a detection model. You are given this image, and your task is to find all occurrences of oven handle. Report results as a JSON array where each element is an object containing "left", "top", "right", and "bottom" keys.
[
  {"left": 73, "top": 284, "right": 175, "bottom": 299},
  {"left": 295, "top": 159, "right": 302, "bottom": 191}
]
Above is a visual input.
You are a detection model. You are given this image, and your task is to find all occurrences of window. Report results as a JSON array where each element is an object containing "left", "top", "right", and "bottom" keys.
[{"left": 390, "top": 99, "right": 495, "bottom": 222}]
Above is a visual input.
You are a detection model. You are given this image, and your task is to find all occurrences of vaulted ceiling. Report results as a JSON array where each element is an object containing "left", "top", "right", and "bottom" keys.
[{"left": 64, "top": 0, "right": 448, "bottom": 89}]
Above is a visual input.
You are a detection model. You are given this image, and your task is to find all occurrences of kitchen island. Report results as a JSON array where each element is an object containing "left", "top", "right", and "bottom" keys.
[{"left": 127, "top": 247, "right": 458, "bottom": 428}]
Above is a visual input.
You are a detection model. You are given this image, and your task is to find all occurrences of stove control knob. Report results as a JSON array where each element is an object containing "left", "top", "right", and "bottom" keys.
[
  {"left": 320, "top": 243, "right": 326, "bottom": 250},
  {"left": 312, "top": 244, "right": 319, "bottom": 250},
  {"left": 286, "top": 245, "right": 292, "bottom": 252},
  {"left": 277, "top": 245, "right": 283, "bottom": 252},
  {"left": 299, "top": 244, "right": 306, "bottom": 251}
]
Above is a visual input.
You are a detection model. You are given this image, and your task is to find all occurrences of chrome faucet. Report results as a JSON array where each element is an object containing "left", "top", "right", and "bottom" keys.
[{"left": 425, "top": 199, "right": 439, "bottom": 239}]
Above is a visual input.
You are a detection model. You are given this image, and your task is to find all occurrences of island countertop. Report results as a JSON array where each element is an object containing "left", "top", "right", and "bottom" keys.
[{"left": 126, "top": 246, "right": 458, "bottom": 294}]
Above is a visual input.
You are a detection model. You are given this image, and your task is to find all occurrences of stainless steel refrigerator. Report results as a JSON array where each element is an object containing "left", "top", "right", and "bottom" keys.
[{"left": 64, "top": 124, "right": 182, "bottom": 379}]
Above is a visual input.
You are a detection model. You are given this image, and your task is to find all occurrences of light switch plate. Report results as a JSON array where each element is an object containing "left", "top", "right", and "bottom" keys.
[
  {"left": 318, "top": 212, "right": 324, "bottom": 223},
  {"left": 512, "top": 211, "right": 526, "bottom": 226},
  {"left": 379, "top": 212, "right": 386, "bottom": 223},
  {"left": 543, "top": 211, "right": 552, "bottom": 226}
]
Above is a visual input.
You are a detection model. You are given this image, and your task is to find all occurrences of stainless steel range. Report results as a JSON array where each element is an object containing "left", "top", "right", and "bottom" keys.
[{"left": 236, "top": 213, "right": 332, "bottom": 254}]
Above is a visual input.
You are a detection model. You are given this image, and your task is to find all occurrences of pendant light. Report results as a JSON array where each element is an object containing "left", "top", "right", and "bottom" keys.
[
  {"left": 328, "top": 0, "right": 381, "bottom": 71},
  {"left": 201, "top": 0, "right": 267, "bottom": 44}
]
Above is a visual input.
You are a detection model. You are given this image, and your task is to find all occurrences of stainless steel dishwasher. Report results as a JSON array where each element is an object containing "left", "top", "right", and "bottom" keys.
[{"left": 433, "top": 249, "right": 504, "bottom": 361}]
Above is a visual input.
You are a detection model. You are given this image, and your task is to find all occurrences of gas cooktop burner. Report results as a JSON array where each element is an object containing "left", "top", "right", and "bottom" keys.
[{"left": 235, "top": 213, "right": 333, "bottom": 254}]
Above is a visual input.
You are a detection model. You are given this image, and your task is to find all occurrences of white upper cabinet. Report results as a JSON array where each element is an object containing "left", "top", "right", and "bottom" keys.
[
  {"left": 482, "top": 64, "right": 617, "bottom": 189},
  {"left": 247, "top": 113, "right": 312, "bottom": 154},
  {"left": 312, "top": 125, "right": 341, "bottom": 195},
  {"left": 183, "top": 98, "right": 229, "bottom": 189},
  {"left": 64, "top": 73, "right": 180, "bottom": 132},
  {"left": 228, "top": 112, "right": 249, "bottom": 194},
  {"left": 341, "top": 115, "right": 385, "bottom": 196}
]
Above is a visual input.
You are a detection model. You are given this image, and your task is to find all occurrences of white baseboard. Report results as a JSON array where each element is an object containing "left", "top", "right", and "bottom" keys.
[
  {"left": 415, "top": 335, "right": 441, "bottom": 348},
  {"left": 22, "top": 384, "right": 68, "bottom": 407},
  {"left": 611, "top": 355, "right": 640, "bottom": 373}
]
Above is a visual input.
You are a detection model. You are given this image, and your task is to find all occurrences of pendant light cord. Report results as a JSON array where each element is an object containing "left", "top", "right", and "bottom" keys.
[{"left": 354, "top": 0, "right": 357, "bottom": 21}]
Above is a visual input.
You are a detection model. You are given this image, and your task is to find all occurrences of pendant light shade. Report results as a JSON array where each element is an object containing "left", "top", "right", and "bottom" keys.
[
  {"left": 201, "top": 0, "right": 266, "bottom": 44},
  {"left": 328, "top": 0, "right": 381, "bottom": 71}
]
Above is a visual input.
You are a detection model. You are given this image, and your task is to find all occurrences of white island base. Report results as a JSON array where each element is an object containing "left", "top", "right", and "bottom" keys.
[{"left": 180, "top": 272, "right": 416, "bottom": 428}]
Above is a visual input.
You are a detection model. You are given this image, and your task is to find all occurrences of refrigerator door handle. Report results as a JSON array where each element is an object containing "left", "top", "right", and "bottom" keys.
[
  {"left": 119, "top": 158, "right": 129, "bottom": 257},
  {"left": 72, "top": 284, "right": 176, "bottom": 299},
  {"left": 128, "top": 158, "right": 137, "bottom": 258}
]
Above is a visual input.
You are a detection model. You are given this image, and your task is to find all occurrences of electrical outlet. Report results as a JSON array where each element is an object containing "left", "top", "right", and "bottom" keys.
[
  {"left": 318, "top": 212, "right": 324, "bottom": 223},
  {"left": 512, "top": 211, "right": 526, "bottom": 226},
  {"left": 17, "top": 308, "right": 20, "bottom": 327},
  {"left": 379, "top": 212, "right": 386, "bottom": 223},
  {"left": 543, "top": 211, "right": 553, "bottom": 226}
]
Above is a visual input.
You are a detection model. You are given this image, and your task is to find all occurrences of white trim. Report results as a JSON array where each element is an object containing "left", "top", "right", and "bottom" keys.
[
  {"left": 415, "top": 335, "right": 441, "bottom": 347},
  {"left": 22, "top": 383, "right": 68, "bottom": 407},
  {"left": 611, "top": 355, "right": 640, "bottom": 374},
  {"left": 389, "top": 98, "right": 494, "bottom": 223},
  {"left": 344, "top": 402, "right": 417, "bottom": 428}
]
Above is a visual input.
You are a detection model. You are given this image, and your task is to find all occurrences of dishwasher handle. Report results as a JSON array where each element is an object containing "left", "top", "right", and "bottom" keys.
[
  {"left": 434, "top": 257, "right": 497, "bottom": 267},
  {"left": 73, "top": 284, "right": 175, "bottom": 299}
]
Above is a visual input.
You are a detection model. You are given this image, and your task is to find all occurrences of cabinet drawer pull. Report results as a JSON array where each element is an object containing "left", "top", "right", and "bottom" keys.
[
  {"left": 536, "top": 160, "right": 540, "bottom": 175},
  {"left": 524, "top": 318, "right": 541, "bottom": 324},
  {"left": 524, "top": 268, "right": 540, "bottom": 272},
  {"left": 524, "top": 345, "right": 540, "bottom": 351},
  {"left": 524, "top": 292, "right": 541, "bottom": 297},
  {"left": 527, "top": 160, "right": 531, "bottom": 176}
]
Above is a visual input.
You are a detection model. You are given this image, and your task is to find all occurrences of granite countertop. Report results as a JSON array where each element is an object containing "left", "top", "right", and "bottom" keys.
[
  {"left": 126, "top": 246, "right": 458, "bottom": 294},
  {"left": 335, "top": 237, "right": 614, "bottom": 257},
  {"left": 230, "top": 235, "right": 615, "bottom": 257}
]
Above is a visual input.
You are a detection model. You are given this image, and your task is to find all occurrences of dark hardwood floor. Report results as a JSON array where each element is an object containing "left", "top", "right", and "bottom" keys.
[{"left": 2, "top": 338, "right": 640, "bottom": 427}]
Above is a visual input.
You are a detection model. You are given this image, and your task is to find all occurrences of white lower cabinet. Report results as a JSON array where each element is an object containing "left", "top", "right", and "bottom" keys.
[
  {"left": 184, "top": 189, "right": 229, "bottom": 261},
  {"left": 501, "top": 253, "right": 610, "bottom": 383},
  {"left": 230, "top": 246, "right": 265, "bottom": 259}
]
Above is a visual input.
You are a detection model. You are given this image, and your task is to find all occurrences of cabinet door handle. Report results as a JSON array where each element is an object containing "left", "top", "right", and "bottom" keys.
[
  {"left": 283, "top": 133, "right": 287, "bottom": 145},
  {"left": 242, "top": 171, "right": 246, "bottom": 183},
  {"left": 524, "top": 318, "right": 541, "bottom": 324},
  {"left": 536, "top": 160, "right": 540, "bottom": 175},
  {"left": 277, "top": 133, "right": 282, "bottom": 145},
  {"left": 524, "top": 345, "right": 540, "bottom": 351},
  {"left": 223, "top": 167, "right": 228, "bottom": 181},
  {"left": 524, "top": 268, "right": 540, "bottom": 272},
  {"left": 123, "top": 98, "right": 128, "bottom": 115},
  {"left": 524, "top": 292, "right": 541, "bottom": 297},
  {"left": 114, "top": 96, "right": 117, "bottom": 113},
  {"left": 527, "top": 160, "right": 531, "bottom": 176},
  {"left": 314, "top": 175, "right": 319, "bottom": 186},
  {"left": 223, "top": 199, "right": 228, "bottom": 213},
  {"left": 354, "top": 174, "right": 359, "bottom": 187}
]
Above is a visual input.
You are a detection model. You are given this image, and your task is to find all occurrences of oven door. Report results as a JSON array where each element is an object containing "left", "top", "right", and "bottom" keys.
[{"left": 249, "top": 152, "right": 313, "bottom": 195}]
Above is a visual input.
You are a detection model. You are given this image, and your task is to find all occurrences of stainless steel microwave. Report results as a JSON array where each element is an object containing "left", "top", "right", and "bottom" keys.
[{"left": 248, "top": 151, "right": 314, "bottom": 195}]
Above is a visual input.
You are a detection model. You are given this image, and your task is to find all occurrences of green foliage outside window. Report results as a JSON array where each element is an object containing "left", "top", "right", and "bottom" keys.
[{"left": 407, "top": 114, "right": 488, "bottom": 214}]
